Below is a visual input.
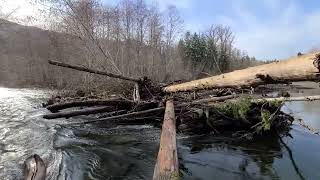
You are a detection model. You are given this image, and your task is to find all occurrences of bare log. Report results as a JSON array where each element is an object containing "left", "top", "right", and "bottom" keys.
[
  {"left": 153, "top": 99, "right": 179, "bottom": 180},
  {"left": 48, "top": 60, "right": 140, "bottom": 82},
  {"left": 254, "top": 95, "right": 320, "bottom": 103},
  {"left": 205, "top": 95, "right": 320, "bottom": 106},
  {"left": 46, "top": 99, "right": 133, "bottom": 112},
  {"left": 164, "top": 52, "right": 320, "bottom": 92},
  {"left": 43, "top": 106, "right": 115, "bottom": 119}
]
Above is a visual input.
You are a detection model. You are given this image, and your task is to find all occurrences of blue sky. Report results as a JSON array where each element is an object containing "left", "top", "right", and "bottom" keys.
[{"left": 106, "top": 0, "right": 320, "bottom": 60}]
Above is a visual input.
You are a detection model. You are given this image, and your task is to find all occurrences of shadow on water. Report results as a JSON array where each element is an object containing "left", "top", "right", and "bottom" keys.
[{"left": 178, "top": 133, "right": 309, "bottom": 180}]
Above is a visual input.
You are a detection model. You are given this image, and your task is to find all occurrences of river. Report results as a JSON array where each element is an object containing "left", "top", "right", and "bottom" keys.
[{"left": 0, "top": 83, "right": 319, "bottom": 180}]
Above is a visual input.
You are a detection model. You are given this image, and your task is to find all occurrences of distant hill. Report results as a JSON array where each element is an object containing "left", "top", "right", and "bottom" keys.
[{"left": 0, "top": 19, "right": 88, "bottom": 88}]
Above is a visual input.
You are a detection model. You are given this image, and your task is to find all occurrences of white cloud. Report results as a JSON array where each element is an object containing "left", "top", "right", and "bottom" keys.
[
  {"left": 1, "top": 0, "right": 38, "bottom": 17},
  {"left": 1, "top": 0, "right": 45, "bottom": 25},
  {"left": 219, "top": 0, "right": 320, "bottom": 60}
]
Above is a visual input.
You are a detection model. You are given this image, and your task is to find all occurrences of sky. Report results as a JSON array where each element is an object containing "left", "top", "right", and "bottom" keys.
[{"left": 2, "top": 0, "right": 320, "bottom": 60}]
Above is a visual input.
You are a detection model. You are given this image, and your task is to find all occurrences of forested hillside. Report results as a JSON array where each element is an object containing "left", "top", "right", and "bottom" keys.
[{"left": 0, "top": 0, "right": 261, "bottom": 90}]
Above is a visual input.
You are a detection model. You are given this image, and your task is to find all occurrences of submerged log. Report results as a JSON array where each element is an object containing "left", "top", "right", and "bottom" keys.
[
  {"left": 164, "top": 52, "right": 320, "bottom": 92},
  {"left": 48, "top": 60, "right": 140, "bottom": 82},
  {"left": 46, "top": 99, "right": 133, "bottom": 112},
  {"left": 153, "top": 99, "right": 179, "bottom": 180},
  {"left": 43, "top": 106, "right": 115, "bottom": 119}
]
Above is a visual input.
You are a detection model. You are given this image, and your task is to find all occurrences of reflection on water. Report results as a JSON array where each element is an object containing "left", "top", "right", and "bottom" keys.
[{"left": 0, "top": 86, "right": 320, "bottom": 180}]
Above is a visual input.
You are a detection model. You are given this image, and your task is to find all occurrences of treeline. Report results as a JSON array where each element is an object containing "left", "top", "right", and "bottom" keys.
[
  {"left": 0, "top": 0, "right": 261, "bottom": 90},
  {"left": 179, "top": 26, "right": 260, "bottom": 77}
]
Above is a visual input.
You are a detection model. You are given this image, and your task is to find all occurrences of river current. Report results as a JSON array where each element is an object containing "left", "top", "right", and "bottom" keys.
[{"left": 0, "top": 83, "right": 320, "bottom": 180}]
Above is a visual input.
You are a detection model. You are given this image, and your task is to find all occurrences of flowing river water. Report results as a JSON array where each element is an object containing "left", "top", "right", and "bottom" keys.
[{"left": 0, "top": 82, "right": 320, "bottom": 180}]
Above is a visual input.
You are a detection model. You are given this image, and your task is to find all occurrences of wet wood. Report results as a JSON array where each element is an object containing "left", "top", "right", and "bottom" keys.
[
  {"left": 43, "top": 106, "right": 115, "bottom": 119},
  {"left": 164, "top": 52, "right": 320, "bottom": 92},
  {"left": 46, "top": 98, "right": 133, "bottom": 112},
  {"left": 153, "top": 99, "right": 179, "bottom": 180},
  {"left": 48, "top": 60, "right": 140, "bottom": 82}
]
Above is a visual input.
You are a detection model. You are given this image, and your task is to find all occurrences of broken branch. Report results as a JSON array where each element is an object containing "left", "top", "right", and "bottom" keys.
[{"left": 48, "top": 60, "right": 140, "bottom": 83}]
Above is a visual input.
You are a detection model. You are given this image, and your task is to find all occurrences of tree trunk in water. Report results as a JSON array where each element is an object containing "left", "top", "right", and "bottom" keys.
[
  {"left": 153, "top": 99, "right": 179, "bottom": 180},
  {"left": 164, "top": 53, "right": 320, "bottom": 92}
]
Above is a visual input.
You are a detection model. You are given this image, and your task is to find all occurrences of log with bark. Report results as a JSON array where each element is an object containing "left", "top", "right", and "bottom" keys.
[
  {"left": 164, "top": 52, "right": 320, "bottom": 92},
  {"left": 153, "top": 99, "right": 179, "bottom": 180}
]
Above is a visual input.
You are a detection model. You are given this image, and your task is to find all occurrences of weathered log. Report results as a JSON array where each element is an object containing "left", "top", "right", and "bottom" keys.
[
  {"left": 254, "top": 95, "right": 320, "bottom": 103},
  {"left": 48, "top": 60, "right": 140, "bottom": 82},
  {"left": 153, "top": 99, "right": 179, "bottom": 180},
  {"left": 205, "top": 95, "right": 320, "bottom": 106},
  {"left": 164, "top": 52, "right": 320, "bottom": 92},
  {"left": 43, "top": 106, "right": 115, "bottom": 119},
  {"left": 46, "top": 99, "right": 133, "bottom": 112}
]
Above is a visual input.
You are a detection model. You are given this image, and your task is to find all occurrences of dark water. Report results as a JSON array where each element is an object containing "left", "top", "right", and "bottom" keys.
[{"left": 0, "top": 85, "right": 320, "bottom": 180}]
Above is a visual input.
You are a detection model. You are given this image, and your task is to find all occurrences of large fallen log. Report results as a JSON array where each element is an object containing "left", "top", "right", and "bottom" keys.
[
  {"left": 46, "top": 99, "right": 133, "bottom": 112},
  {"left": 43, "top": 106, "right": 115, "bottom": 119},
  {"left": 48, "top": 60, "right": 140, "bottom": 83},
  {"left": 164, "top": 53, "right": 320, "bottom": 92},
  {"left": 153, "top": 99, "right": 179, "bottom": 180}
]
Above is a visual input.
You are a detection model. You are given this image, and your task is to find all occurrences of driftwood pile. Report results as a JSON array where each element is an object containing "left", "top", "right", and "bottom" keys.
[
  {"left": 43, "top": 52, "right": 320, "bottom": 137},
  {"left": 40, "top": 52, "right": 320, "bottom": 180}
]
